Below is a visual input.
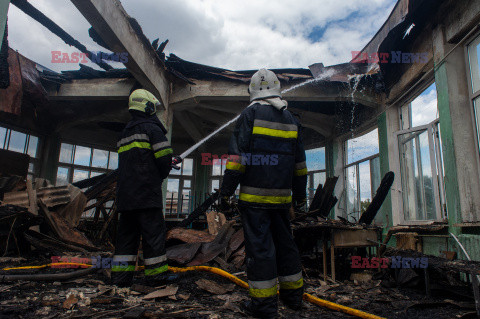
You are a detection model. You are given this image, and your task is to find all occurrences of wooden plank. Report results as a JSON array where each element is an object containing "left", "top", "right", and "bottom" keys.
[{"left": 332, "top": 229, "right": 378, "bottom": 248}]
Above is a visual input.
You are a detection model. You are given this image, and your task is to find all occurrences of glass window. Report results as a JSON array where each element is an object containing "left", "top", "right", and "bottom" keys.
[
  {"left": 108, "top": 152, "right": 118, "bottom": 169},
  {"left": 27, "top": 135, "right": 39, "bottom": 158},
  {"left": 57, "top": 143, "right": 116, "bottom": 185},
  {"left": 72, "top": 169, "right": 90, "bottom": 183},
  {"left": 56, "top": 167, "right": 70, "bottom": 186},
  {"left": 475, "top": 97, "right": 480, "bottom": 153},
  {"left": 183, "top": 180, "right": 191, "bottom": 188},
  {"left": 7, "top": 130, "right": 26, "bottom": 153},
  {"left": 182, "top": 158, "right": 193, "bottom": 175},
  {"left": 410, "top": 83, "right": 438, "bottom": 127},
  {"left": 0, "top": 127, "right": 6, "bottom": 148},
  {"left": 92, "top": 149, "right": 109, "bottom": 168},
  {"left": 306, "top": 147, "right": 325, "bottom": 171},
  {"left": 74, "top": 146, "right": 91, "bottom": 166},
  {"left": 211, "top": 179, "right": 220, "bottom": 192},
  {"left": 59, "top": 143, "right": 74, "bottom": 163},
  {"left": 90, "top": 170, "right": 103, "bottom": 178},
  {"left": 347, "top": 129, "right": 379, "bottom": 164},
  {"left": 212, "top": 159, "right": 223, "bottom": 176},
  {"left": 468, "top": 35, "right": 480, "bottom": 94}
]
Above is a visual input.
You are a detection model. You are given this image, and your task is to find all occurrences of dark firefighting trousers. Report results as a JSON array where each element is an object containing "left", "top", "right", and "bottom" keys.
[
  {"left": 111, "top": 207, "right": 167, "bottom": 286},
  {"left": 241, "top": 206, "right": 304, "bottom": 316}
]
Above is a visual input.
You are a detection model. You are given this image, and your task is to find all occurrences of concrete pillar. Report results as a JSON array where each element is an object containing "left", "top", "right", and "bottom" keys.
[
  {"left": 0, "top": 0, "right": 9, "bottom": 45},
  {"left": 38, "top": 133, "right": 61, "bottom": 184},
  {"left": 377, "top": 110, "right": 396, "bottom": 229},
  {"left": 158, "top": 108, "right": 173, "bottom": 211},
  {"left": 433, "top": 25, "right": 480, "bottom": 227}
]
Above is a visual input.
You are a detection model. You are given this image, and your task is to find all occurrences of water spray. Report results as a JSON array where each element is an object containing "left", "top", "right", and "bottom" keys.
[{"left": 171, "top": 70, "right": 336, "bottom": 168}]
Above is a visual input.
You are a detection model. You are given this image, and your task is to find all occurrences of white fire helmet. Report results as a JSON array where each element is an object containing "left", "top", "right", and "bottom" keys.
[{"left": 248, "top": 68, "right": 281, "bottom": 102}]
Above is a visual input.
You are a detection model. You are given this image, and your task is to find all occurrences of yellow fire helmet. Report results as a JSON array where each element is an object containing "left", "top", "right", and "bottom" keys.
[{"left": 128, "top": 89, "right": 162, "bottom": 115}]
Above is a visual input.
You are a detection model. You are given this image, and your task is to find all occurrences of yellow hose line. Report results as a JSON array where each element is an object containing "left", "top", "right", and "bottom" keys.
[
  {"left": 168, "top": 266, "right": 385, "bottom": 319},
  {"left": 303, "top": 293, "right": 385, "bottom": 319},
  {"left": 168, "top": 266, "right": 249, "bottom": 289},
  {"left": 2, "top": 263, "right": 93, "bottom": 271},
  {"left": 2, "top": 263, "right": 384, "bottom": 319}
]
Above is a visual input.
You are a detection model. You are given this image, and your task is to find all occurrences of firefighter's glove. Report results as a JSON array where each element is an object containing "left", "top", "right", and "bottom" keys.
[{"left": 171, "top": 156, "right": 183, "bottom": 170}]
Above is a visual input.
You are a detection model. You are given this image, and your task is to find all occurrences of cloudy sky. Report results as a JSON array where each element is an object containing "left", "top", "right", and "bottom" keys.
[{"left": 7, "top": 0, "right": 397, "bottom": 72}]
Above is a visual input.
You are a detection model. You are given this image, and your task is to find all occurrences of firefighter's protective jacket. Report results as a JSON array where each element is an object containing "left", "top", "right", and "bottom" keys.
[
  {"left": 116, "top": 111, "right": 173, "bottom": 211},
  {"left": 221, "top": 102, "right": 308, "bottom": 208}
]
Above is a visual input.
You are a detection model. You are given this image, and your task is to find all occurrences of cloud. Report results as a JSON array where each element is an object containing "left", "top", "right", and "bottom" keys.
[
  {"left": 411, "top": 84, "right": 438, "bottom": 127},
  {"left": 7, "top": 0, "right": 397, "bottom": 72}
]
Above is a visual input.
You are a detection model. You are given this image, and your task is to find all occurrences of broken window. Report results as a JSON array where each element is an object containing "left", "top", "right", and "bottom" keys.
[
  {"left": 467, "top": 34, "right": 480, "bottom": 159},
  {"left": 306, "top": 147, "right": 326, "bottom": 205},
  {"left": 344, "top": 129, "right": 381, "bottom": 223},
  {"left": 0, "top": 125, "right": 40, "bottom": 179},
  {"left": 56, "top": 143, "right": 117, "bottom": 185},
  {"left": 166, "top": 158, "right": 194, "bottom": 219},
  {"left": 395, "top": 84, "right": 446, "bottom": 223}
]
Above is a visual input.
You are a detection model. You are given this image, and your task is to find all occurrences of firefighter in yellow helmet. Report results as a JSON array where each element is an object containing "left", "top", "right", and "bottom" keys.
[{"left": 111, "top": 89, "right": 174, "bottom": 287}]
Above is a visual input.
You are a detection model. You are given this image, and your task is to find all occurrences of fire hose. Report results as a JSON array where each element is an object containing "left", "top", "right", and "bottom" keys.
[{"left": 1, "top": 263, "right": 385, "bottom": 319}]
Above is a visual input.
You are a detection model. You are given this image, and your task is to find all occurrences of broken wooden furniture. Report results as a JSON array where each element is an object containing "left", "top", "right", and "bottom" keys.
[{"left": 293, "top": 221, "right": 381, "bottom": 282}]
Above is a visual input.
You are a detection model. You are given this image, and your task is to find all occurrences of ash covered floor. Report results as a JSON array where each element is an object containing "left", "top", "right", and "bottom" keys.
[{"left": 0, "top": 258, "right": 475, "bottom": 319}]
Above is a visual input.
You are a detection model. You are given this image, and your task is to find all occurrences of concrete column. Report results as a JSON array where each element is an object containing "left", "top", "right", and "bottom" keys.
[
  {"left": 377, "top": 110, "right": 397, "bottom": 228},
  {"left": 332, "top": 137, "right": 345, "bottom": 219},
  {"left": 0, "top": 0, "right": 9, "bottom": 45},
  {"left": 38, "top": 133, "right": 61, "bottom": 184},
  {"left": 433, "top": 25, "right": 480, "bottom": 226},
  {"left": 158, "top": 108, "right": 173, "bottom": 211}
]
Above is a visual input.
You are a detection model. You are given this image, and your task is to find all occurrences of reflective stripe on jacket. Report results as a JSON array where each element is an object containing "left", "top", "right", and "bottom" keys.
[
  {"left": 221, "top": 103, "right": 307, "bottom": 208},
  {"left": 116, "top": 111, "right": 173, "bottom": 211}
]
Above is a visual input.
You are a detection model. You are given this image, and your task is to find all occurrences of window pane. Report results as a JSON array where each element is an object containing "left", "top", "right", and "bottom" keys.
[
  {"left": 27, "top": 135, "right": 39, "bottom": 158},
  {"left": 211, "top": 179, "right": 220, "bottom": 192},
  {"left": 182, "top": 158, "right": 193, "bottom": 175},
  {"left": 7, "top": 130, "right": 26, "bottom": 153},
  {"left": 59, "top": 143, "right": 74, "bottom": 163},
  {"left": 108, "top": 152, "right": 118, "bottom": 169},
  {"left": 183, "top": 180, "right": 191, "bottom": 188},
  {"left": 181, "top": 190, "right": 191, "bottom": 214},
  {"left": 90, "top": 170, "right": 103, "bottom": 178},
  {"left": 74, "top": 146, "right": 91, "bottom": 166},
  {"left": 92, "top": 149, "right": 108, "bottom": 168},
  {"left": 306, "top": 147, "right": 325, "bottom": 170},
  {"left": 347, "top": 129, "right": 379, "bottom": 164},
  {"left": 212, "top": 159, "right": 222, "bottom": 176},
  {"left": 72, "top": 169, "right": 90, "bottom": 183},
  {"left": 166, "top": 179, "right": 180, "bottom": 216},
  {"left": 410, "top": 83, "right": 438, "bottom": 127},
  {"left": 0, "top": 127, "right": 6, "bottom": 148},
  {"left": 56, "top": 167, "right": 70, "bottom": 186},
  {"left": 167, "top": 179, "right": 180, "bottom": 193},
  {"left": 313, "top": 172, "right": 326, "bottom": 190},
  {"left": 359, "top": 161, "right": 372, "bottom": 213},
  {"left": 346, "top": 166, "right": 359, "bottom": 222},
  {"left": 468, "top": 35, "right": 480, "bottom": 94}
]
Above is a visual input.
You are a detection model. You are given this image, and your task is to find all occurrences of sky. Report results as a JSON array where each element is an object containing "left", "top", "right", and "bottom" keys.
[{"left": 7, "top": 0, "right": 397, "bottom": 72}]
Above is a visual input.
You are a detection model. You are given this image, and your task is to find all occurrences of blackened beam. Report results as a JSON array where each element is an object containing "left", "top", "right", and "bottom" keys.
[{"left": 10, "top": 0, "right": 113, "bottom": 71}]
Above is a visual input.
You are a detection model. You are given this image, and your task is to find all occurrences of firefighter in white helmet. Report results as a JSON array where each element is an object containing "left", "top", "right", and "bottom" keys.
[
  {"left": 220, "top": 69, "right": 307, "bottom": 318},
  {"left": 112, "top": 89, "right": 174, "bottom": 287}
]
